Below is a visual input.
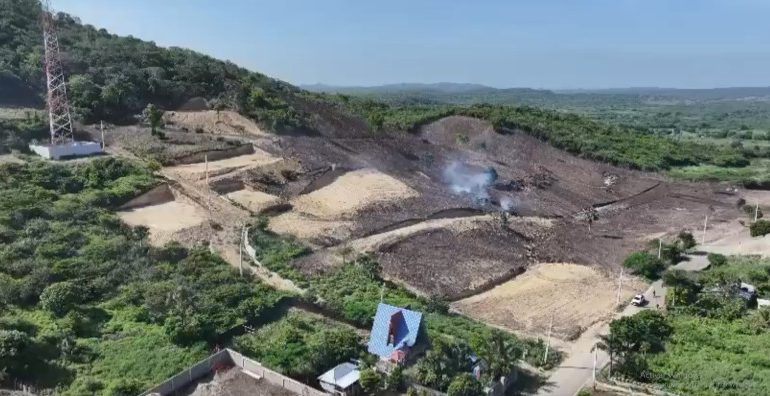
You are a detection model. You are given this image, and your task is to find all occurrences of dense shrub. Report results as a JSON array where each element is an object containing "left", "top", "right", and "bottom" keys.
[
  {"left": 447, "top": 373, "right": 484, "bottom": 396},
  {"left": 623, "top": 252, "right": 666, "bottom": 279},
  {"left": 708, "top": 253, "right": 728, "bottom": 267},
  {"left": 750, "top": 220, "right": 770, "bottom": 237}
]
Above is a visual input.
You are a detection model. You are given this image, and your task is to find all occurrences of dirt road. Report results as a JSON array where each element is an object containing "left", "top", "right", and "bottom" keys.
[{"left": 534, "top": 254, "right": 710, "bottom": 396}]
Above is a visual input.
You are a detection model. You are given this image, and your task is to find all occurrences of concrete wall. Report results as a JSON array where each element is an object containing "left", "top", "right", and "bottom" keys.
[
  {"left": 141, "top": 349, "right": 329, "bottom": 396},
  {"left": 29, "top": 141, "right": 102, "bottom": 160},
  {"left": 227, "top": 350, "right": 329, "bottom": 396},
  {"left": 140, "top": 349, "right": 232, "bottom": 396}
]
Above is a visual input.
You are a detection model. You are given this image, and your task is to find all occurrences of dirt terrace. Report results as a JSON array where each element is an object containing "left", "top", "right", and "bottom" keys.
[{"left": 108, "top": 112, "right": 748, "bottom": 307}]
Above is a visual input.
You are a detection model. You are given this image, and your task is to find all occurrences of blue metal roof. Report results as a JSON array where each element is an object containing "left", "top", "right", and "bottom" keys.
[{"left": 367, "top": 303, "right": 423, "bottom": 359}]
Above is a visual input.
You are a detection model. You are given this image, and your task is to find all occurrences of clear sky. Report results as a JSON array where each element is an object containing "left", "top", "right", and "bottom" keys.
[{"left": 54, "top": 0, "right": 770, "bottom": 89}]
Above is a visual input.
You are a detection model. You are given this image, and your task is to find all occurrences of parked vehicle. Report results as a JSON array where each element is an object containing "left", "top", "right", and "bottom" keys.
[{"left": 631, "top": 294, "right": 647, "bottom": 306}]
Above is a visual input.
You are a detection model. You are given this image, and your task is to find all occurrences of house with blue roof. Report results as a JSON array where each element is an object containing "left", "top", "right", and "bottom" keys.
[{"left": 367, "top": 303, "right": 425, "bottom": 364}]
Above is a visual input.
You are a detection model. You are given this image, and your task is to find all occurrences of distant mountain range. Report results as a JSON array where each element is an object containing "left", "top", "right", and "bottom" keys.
[{"left": 301, "top": 82, "right": 770, "bottom": 104}]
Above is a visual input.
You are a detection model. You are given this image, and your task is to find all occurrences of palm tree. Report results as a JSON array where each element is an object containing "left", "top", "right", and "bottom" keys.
[
  {"left": 593, "top": 334, "right": 617, "bottom": 378},
  {"left": 475, "top": 331, "right": 522, "bottom": 381}
]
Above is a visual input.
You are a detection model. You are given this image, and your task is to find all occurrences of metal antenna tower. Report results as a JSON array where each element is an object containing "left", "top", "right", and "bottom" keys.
[{"left": 41, "top": 0, "right": 74, "bottom": 145}]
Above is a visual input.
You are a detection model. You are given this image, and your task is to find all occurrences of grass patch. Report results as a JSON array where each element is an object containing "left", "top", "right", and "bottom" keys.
[
  {"left": 248, "top": 220, "right": 311, "bottom": 288},
  {"left": 233, "top": 311, "right": 362, "bottom": 382},
  {"left": 668, "top": 159, "right": 770, "bottom": 187},
  {"left": 645, "top": 314, "right": 770, "bottom": 396}
]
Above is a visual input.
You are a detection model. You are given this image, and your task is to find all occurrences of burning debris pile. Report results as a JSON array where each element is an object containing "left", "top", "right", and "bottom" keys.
[{"left": 443, "top": 161, "right": 518, "bottom": 213}]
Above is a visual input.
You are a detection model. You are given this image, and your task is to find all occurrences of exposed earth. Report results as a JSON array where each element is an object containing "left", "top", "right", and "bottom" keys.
[
  {"left": 99, "top": 111, "right": 753, "bottom": 338},
  {"left": 452, "top": 263, "right": 646, "bottom": 341}
]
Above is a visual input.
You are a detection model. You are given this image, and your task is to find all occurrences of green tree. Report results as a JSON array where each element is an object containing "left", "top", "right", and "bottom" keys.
[
  {"left": 750, "top": 220, "right": 770, "bottom": 237},
  {"left": 386, "top": 365, "right": 406, "bottom": 391},
  {"left": 143, "top": 103, "right": 164, "bottom": 136},
  {"left": 677, "top": 231, "right": 696, "bottom": 250},
  {"left": 40, "top": 281, "right": 80, "bottom": 317},
  {"left": 447, "top": 373, "right": 484, "bottom": 396},
  {"left": 0, "top": 330, "right": 30, "bottom": 374},
  {"left": 360, "top": 368, "right": 382, "bottom": 394},
  {"left": 707, "top": 253, "right": 727, "bottom": 267},
  {"left": 623, "top": 252, "right": 666, "bottom": 280},
  {"left": 608, "top": 311, "right": 672, "bottom": 357},
  {"left": 472, "top": 330, "right": 521, "bottom": 380}
]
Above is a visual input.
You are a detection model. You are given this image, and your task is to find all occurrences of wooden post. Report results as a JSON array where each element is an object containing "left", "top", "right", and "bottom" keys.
[
  {"left": 593, "top": 344, "right": 598, "bottom": 389},
  {"left": 543, "top": 315, "right": 553, "bottom": 365},
  {"left": 205, "top": 154, "right": 211, "bottom": 222}
]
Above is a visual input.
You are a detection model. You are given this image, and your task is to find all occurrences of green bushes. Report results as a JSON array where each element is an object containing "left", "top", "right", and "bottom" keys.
[
  {"left": 623, "top": 252, "right": 666, "bottom": 280},
  {"left": 248, "top": 220, "right": 310, "bottom": 287},
  {"left": 447, "top": 373, "right": 484, "bottom": 396},
  {"left": 0, "top": 159, "right": 283, "bottom": 391},
  {"left": 233, "top": 312, "right": 362, "bottom": 381},
  {"left": 750, "top": 220, "right": 770, "bottom": 237},
  {"left": 39, "top": 282, "right": 81, "bottom": 317},
  {"left": 708, "top": 253, "right": 727, "bottom": 267}
]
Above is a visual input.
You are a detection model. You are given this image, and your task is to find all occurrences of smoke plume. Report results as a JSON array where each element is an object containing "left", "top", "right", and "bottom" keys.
[{"left": 443, "top": 161, "right": 497, "bottom": 202}]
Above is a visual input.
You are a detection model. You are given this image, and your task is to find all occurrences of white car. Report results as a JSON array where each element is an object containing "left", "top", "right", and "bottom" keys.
[{"left": 631, "top": 294, "right": 647, "bottom": 306}]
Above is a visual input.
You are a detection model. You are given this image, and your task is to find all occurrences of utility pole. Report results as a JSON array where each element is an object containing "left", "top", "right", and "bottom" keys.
[
  {"left": 380, "top": 282, "right": 386, "bottom": 303},
  {"left": 657, "top": 238, "right": 662, "bottom": 259},
  {"left": 701, "top": 215, "right": 709, "bottom": 245},
  {"left": 543, "top": 315, "right": 553, "bottom": 365},
  {"left": 593, "top": 343, "right": 598, "bottom": 390},
  {"left": 616, "top": 268, "right": 623, "bottom": 305},
  {"left": 755, "top": 203, "right": 760, "bottom": 222},
  {"left": 205, "top": 154, "right": 212, "bottom": 222},
  {"left": 100, "top": 120, "right": 105, "bottom": 149},
  {"left": 239, "top": 225, "right": 244, "bottom": 277}
]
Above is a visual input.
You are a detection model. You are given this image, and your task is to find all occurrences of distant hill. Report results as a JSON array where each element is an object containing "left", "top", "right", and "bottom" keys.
[
  {"left": 303, "top": 82, "right": 494, "bottom": 94},
  {"left": 304, "top": 82, "right": 770, "bottom": 106}
]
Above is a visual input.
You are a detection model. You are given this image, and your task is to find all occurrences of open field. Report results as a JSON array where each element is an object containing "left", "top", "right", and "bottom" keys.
[{"left": 452, "top": 263, "right": 646, "bottom": 340}]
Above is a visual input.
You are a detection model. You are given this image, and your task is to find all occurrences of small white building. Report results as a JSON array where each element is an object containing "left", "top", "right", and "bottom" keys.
[
  {"left": 318, "top": 362, "right": 360, "bottom": 396},
  {"left": 29, "top": 141, "right": 102, "bottom": 160}
]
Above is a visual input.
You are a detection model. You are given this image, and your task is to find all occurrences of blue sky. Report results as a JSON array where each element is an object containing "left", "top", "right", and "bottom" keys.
[{"left": 54, "top": 0, "right": 770, "bottom": 89}]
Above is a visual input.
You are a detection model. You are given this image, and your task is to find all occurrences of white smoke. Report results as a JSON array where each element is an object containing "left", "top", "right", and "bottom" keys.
[
  {"left": 500, "top": 197, "right": 514, "bottom": 211},
  {"left": 443, "top": 161, "right": 497, "bottom": 201}
]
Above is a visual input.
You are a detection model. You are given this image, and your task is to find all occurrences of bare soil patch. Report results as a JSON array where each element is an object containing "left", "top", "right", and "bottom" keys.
[
  {"left": 291, "top": 168, "right": 419, "bottom": 219},
  {"left": 226, "top": 189, "right": 281, "bottom": 213},
  {"left": 164, "top": 150, "right": 281, "bottom": 181},
  {"left": 164, "top": 110, "right": 268, "bottom": 137},
  {"left": 698, "top": 190, "right": 770, "bottom": 257},
  {"left": 453, "top": 263, "right": 646, "bottom": 340},
  {"left": 268, "top": 212, "right": 354, "bottom": 245},
  {"left": 377, "top": 224, "right": 532, "bottom": 298},
  {"left": 117, "top": 198, "right": 207, "bottom": 246}
]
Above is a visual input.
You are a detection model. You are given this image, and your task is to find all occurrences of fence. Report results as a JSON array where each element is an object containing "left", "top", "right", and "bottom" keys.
[
  {"left": 595, "top": 375, "right": 682, "bottom": 396},
  {"left": 140, "top": 349, "right": 328, "bottom": 396},
  {"left": 140, "top": 349, "right": 232, "bottom": 396}
]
